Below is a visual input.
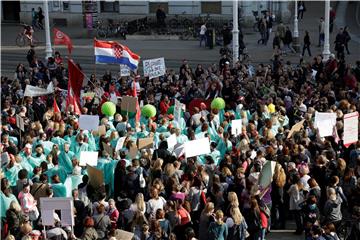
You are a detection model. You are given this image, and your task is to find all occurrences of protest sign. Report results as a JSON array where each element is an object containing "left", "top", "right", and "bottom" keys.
[
  {"left": 40, "top": 197, "right": 74, "bottom": 226},
  {"left": 79, "top": 151, "right": 98, "bottom": 166},
  {"left": 115, "top": 230, "right": 134, "bottom": 240},
  {"left": 258, "top": 161, "right": 277, "bottom": 188},
  {"left": 16, "top": 114, "right": 24, "bottom": 131},
  {"left": 120, "top": 64, "right": 131, "bottom": 77},
  {"left": 287, "top": 119, "right": 305, "bottom": 138},
  {"left": 42, "top": 141, "right": 54, "bottom": 150},
  {"left": 24, "top": 82, "right": 54, "bottom": 97},
  {"left": 121, "top": 96, "right": 138, "bottom": 113},
  {"left": 167, "top": 134, "right": 177, "bottom": 150},
  {"left": 79, "top": 115, "right": 99, "bottom": 131},
  {"left": 129, "top": 143, "right": 138, "bottom": 159},
  {"left": 143, "top": 57, "right": 166, "bottom": 79},
  {"left": 343, "top": 111, "right": 359, "bottom": 148},
  {"left": 87, "top": 165, "right": 104, "bottom": 188},
  {"left": 231, "top": 119, "right": 243, "bottom": 136},
  {"left": 314, "top": 112, "right": 337, "bottom": 137},
  {"left": 115, "top": 137, "right": 126, "bottom": 151},
  {"left": 184, "top": 138, "right": 210, "bottom": 158},
  {"left": 137, "top": 137, "right": 154, "bottom": 149}
]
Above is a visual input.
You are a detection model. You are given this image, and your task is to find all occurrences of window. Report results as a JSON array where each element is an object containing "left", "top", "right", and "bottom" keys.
[
  {"left": 63, "top": 1, "right": 69, "bottom": 11},
  {"left": 149, "top": 2, "right": 168, "bottom": 14},
  {"left": 201, "top": 1, "right": 221, "bottom": 14},
  {"left": 100, "top": 0, "right": 119, "bottom": 13}
]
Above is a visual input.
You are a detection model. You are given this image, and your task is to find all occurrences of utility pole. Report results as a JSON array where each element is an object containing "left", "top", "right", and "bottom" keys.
[
  {"left": 44, "top": 0, "right": 53, "bottom": 58},
  {"left": 322, "top": 0, "right": 331, "bottom": 61},
  {"left": 232, "top": 0, "right": 239, "bottom": 66}
]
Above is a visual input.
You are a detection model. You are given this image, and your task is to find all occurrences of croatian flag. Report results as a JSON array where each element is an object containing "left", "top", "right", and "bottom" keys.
[{"left": 94, "top": 39, "right": 140, "bottom": 71}]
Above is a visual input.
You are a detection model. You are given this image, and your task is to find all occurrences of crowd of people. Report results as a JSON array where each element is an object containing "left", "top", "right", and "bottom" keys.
[{"left": 1, "top": 11, "right": 360, "bottom": 240}]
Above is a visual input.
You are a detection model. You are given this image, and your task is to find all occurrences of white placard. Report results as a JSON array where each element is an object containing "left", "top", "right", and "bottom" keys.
[
  {"left": 42, "top": 141, "right": 54, "bottom": 150},
  {"left": 79, "top": 151, "right": 98, "bottom": 166},
  {"left": 343, "top": 112, "right": 359, "bottom": 147},
  {"left": 167, "top": 134, "right": 177, "bottom": 150},
  {"left": 184, "top": 137, "right": 210, "bottom": 158},
  {"left": 314, "top": 112, "right": 337, "bottom": 137},
  {"left": 231, "top": 119, "right": 243, "bottom": 136},
  {"left": 24, "top": 82, "right": 54, "bottom": 97},
  {"left": 115, "top": 137, "right": 126, "bottom": 151},
  {"left": 79, "top": 115, "right": 99, "bottom": 131},
  {"left": 120, "top": 64, "right": 130, "bottom": 77},
  {"left": 40, "top": 197, "right": 74, "bottom": 226},
  {"left": 143, "top": 57, "right": 166, "bottom": 79}
]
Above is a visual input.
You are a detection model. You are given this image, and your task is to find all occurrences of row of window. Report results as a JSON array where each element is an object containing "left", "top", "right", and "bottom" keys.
[{"left": 100, "top": 1, "right": 222, "bottom": 14}]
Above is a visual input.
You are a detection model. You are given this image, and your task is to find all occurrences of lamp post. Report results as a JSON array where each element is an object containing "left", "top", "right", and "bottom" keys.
[
  {"left": 43, "top": 0, "right": 52, "bottom": 58},
  {"left": 232, "top": 0, "right": 239, "bottom": 66},
  {"left": 293, "top": 0, "right": 300, "bottom": 52},
  {"left": 322, "top": 0, "right": 331, "bottom": 61}
]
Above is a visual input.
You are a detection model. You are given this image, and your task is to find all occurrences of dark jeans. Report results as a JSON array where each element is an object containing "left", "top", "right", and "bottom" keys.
[
  {"left": 302, "top": 44, "right": 311, "bottom": 56},
  {"left": 345, "top": 41, "right": 350, "bottom": 54},
  {"left": 319, "top": 33, "right": 325, "bottom": 46},
  {"left": 298, "top": 10, "right": 304, "bottom": 19},
  {"left": 199, "top": 34, "right": 207, "bottom": 47},
  {"left": 291, "top": 210, "right": 303, "bottom": 233}
]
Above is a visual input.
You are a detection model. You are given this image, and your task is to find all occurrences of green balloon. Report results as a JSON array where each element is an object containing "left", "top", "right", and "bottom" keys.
[
  {"left": 167, "top": 105, "right": 174, "bottom": 114},
  {"left": 101, "top": 101, "right": 116, "bottom": 116},
  {"left": 141, "top": 104, "right": 157, "bottom": 118},
  {"left": 211, "top": 97, "right": 225, "bottom": 110}
]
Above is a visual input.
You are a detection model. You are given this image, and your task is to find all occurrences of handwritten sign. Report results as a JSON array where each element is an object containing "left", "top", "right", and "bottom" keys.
[
  {"left": 40, "top": 197, "right": 74, "bottom": 226},
  {"left": 143, "top": 57, "right": 166, "bottom": 79},
  {"left": 120, "top": 64, "right": 130, "bottom": 77},
  {"left": 343, "top": 112, "right": 358, "bottom": 147}
]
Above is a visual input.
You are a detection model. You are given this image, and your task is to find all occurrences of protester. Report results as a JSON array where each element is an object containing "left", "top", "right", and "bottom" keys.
[{"left": 302, "top": 30, "right": 312, "bottom": 57}]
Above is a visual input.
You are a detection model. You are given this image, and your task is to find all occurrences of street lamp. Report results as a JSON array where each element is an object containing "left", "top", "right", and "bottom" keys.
[
  {"left": 43, "top": 0, "right": 53, "bottom": 58},
  {"left": 293, "top": 0, "right": 300, "bottom": 52},
  {"left": 322, "top": 0, "right": 331, "bottom": 61},
  {"left": 232, "top": 0, "right": 239, "bottom": 66}
]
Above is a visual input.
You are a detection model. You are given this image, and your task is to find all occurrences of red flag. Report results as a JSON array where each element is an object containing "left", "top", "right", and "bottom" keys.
[
  {"left": 53, "top": 98, "right": 60, "bottom": 113},
  {"left": 53, "top": 28, "right": 73, "bottom": 54},
  {"left": 66, "top": 59, "right": 84, "bottom": 115},
  {"left": 133, "top": 80, "right": 141, "bottom": 123}
]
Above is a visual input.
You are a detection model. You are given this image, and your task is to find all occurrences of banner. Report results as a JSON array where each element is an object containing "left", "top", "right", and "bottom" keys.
[
  {"left": 314, "top": 112, "right": 337, "bottom": 137},
  {"left": 184, "top": 138, "right": 210, "bottom": 158},
  {"left": 120, "top": 64, "right": 131, "bottom": 77},
  {"left": 24, "top": 82, "right": 54, "bottom": 97},
  {"left": 40, "top": 197, "right": 74, "bottom": 226},
  {"left": 343, "top": 111, "right": 359, "bottom": 147},
  {"left": 143, "top": 57, "right": 166, "bottom": 79}
]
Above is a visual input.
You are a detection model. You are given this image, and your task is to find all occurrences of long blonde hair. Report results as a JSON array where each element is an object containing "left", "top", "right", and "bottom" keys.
[
  {"left": 228, "top": 192, "right": 239, "bottom": 208},
  {"left": 274, "top": 163, "right": 286, "bottom": 188},
  {"left": 215, "top": 210, "right": 224, "bottom": 224},
  {"left": 135, "top": 193, "right": 145, "bottom": 212},
  {"left": 230, "top": 207, "right": 243, "bottom": 225}
]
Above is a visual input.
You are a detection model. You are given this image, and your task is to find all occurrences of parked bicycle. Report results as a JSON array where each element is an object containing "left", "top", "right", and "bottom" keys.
[
  {"left": 95, "top": 19, "right": 128, "bottom": 39},
  {"left": 180, "top": 26, "right": 199, "bottom": 40},
  {"left": 169, "top": 12, "right": 193, "bottom": 29}
]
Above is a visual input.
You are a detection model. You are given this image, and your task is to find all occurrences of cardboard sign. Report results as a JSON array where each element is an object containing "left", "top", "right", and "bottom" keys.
[
  {"left": 137, "top": 137, "right": 153, "bottom": 149},
  {"left": 258, "top": 160, "right": 277, "bottom": 188},
  {"left": 115, "top": 230, "right": 134, "bottom": 240},
  {"left": 143, "top": 57, "right": 166, "bottom": 79},
  {"left": 79, "top": 151, "right": 98, "bottom": 166},
  {"left": 121, "top": 96, "right": 138, "bottom": 113},
  {"left": 184, "top": 138, "right": 210, "bottom": 158},
  {"left": 16, "top": 114, "right": 25, "bottom": 132},
  {"left": 343, "top": 112, "right": 359, "bottom": 147},
  {"left": 129, "top": 143, "right": 138, "bottom": 159},
  {"left": 231, "top": 119, "right": 243, "bottom": 136},
  {"left": 287, "top": 119, "right": 305, "bottom": 138},
  {"left": 115, "top": 137, "right": 126, "bottom": 151},
  {"left": 79, "top": 115, "right": 99, "bottom": 131},
  {"left": 120, "top": 64, "right": 131, "bottom": 77},
  {"left": 87, "top": 165, "right": 104, "bottom": 188},
  {"left": 102, "top": 142, "right": 114, "bottom": 157},
  {"left": 40, "top": 197, "right": 74, "bottom": 226},
  {"left": 314, "top": 112, "right": 337, "bottom": 137}
]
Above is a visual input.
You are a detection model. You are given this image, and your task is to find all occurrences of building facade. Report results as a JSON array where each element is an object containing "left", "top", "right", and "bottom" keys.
[{"left": 3, "top": 1, "right": 291, "bottom": 27}]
